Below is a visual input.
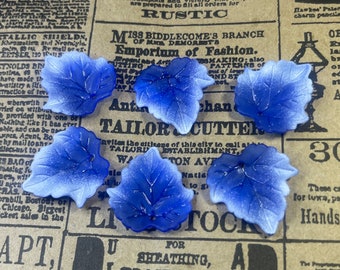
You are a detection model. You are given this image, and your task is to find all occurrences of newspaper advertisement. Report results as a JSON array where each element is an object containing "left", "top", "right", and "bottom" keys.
[{"left": 0, "top": 0, "right": 339, "bottom": 269}]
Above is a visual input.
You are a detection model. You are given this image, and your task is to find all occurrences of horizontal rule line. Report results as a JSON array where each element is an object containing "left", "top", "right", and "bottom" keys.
[
  {"left": 0, "top": 31, "right": 86, "bottom": 35},
  {"left": 66, "top": 232, "right": 283, "bottom": 243},
  {"left": 0, "top": 95, "right": 47, "bottom": 99},
  {"left": 0, "top": 59, "right": 45, "bottom": 62},
  {"left": 292, "top": 21, "right": 340, "bottom": 25},
  {"left": 65, "top": 232, "right": 340, "bottom": 244},
  {"left": 0, "top": 224, "right": 61, "bottom": 229},
  {"left": 204, "top": 90, "right": 234, "bottom": 94},
  {"left": 0, "top": 154, "right": 35, "bottom": 158},
  {"left": 286, "top": 138, "right": 340, "bottom": 141},
  {"left": 286, "top": 239, "right": 340, "bottom": 244},
  {"left": 95, "top": 20, "right": 277, "bottom": 27}
]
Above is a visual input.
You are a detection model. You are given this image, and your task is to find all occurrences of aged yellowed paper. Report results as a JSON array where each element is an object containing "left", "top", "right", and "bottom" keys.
[{"left": 0, "top": 0, "right": 339, "bottom": 269}]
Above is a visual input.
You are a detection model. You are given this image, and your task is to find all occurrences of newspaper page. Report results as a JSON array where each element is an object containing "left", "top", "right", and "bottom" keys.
[{"left": 0, "top": 0, "right": 339, "bottom": 269}]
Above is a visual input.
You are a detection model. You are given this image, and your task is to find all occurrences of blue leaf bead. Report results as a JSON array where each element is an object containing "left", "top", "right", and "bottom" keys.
[
  {"left": 206, "top": 143, "right": 298, "bottom": 234},
  {"left": 134, "top": 57, "right": 215, "bottom": 134},
  {"left": 107, "top": 147, "right": 194, "bottom": 232},
  {"left": 235, "top": 60, "right": 313, "bottom": 133},
  {"left": 22, "top": 126, "right": 110, "bottom": 207},
  {"left": 41, "top": 51, "right": 116, "bottom": 116}
]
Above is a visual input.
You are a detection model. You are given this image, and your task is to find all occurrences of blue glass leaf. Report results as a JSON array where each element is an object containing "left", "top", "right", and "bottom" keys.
[
  {"left": 206, "top": 143, "right": 298, "bottom": 234},
  {"left": 134, "top": 57, "right": 215, "bottom": 134},
  {"left": 42, "top": 51, "right": 116, "bottom": 116},
  {"left": 235, "top": 60, "right": 313, "bottom": 133},
  {"left": 107, "top": 147, "right": 194, "bottom": 232},
  {"left": 22, "top": 126, "right": 110, "bottom": 207}
]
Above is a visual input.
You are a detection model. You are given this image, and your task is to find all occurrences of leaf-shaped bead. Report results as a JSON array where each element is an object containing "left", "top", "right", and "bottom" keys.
[
  {"left": 134, "top": 57, "right": 215, "bottom": 134},
  {"left": 235, "top": 60, "right": 313, "bottom": 133},
  {"left": 206, "top": 143, "right": 298, "bottom": 234},
  {"left": 107, "top": 147, "right": 194, "bottom": 232},
  {"left": 42, "top": 51, "right": 116, "bottom": 116},
  {"left": 22, "top": 126, "right": 110, "bottom": 207}
]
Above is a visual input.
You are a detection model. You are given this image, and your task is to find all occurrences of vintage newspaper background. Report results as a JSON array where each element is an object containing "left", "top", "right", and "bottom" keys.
[{"left": 0, "top": 0, "right": 339, "bottom": 269}]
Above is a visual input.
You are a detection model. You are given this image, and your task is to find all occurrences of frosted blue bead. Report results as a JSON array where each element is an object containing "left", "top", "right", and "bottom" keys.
[
  {"left": 207, "top": 143, "right": 298, "bottom": 234},
  {"left": 235, "top": 60, "right": 313, "bottom": 133},
  {"left": 107, "top": 147, "right": 194, "bottom": 232},
  {"left": 134, "top": 57, "right": 214, "bottom": 134},
  {"left": 22, "top": 126, "right": 110, "bottom": 207},
  {"left": 42, "top": 51, "right": 116, "bottom": 116}
]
